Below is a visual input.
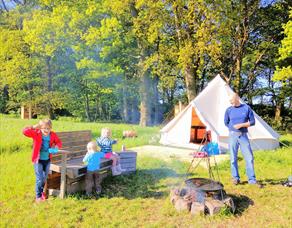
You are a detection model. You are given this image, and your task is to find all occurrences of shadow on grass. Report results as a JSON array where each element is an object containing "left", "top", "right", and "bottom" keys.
[
  {"left": 238, "top": 178, "right": 287, "bottom": 187},
  {"left": 259, "top": 178, "right": 287, "bottom": 186},
  {"left": 67, "top": 168, "right": 191, "bottom": 200},
  {"left": 229, "top": 194, "right": 254, "bottom": 216},
  {"left": 97, "top": 168, "right": 192, "bottom": 200},
  {"left": 279, "top": 140, "right": 292, "bottom": 147}
]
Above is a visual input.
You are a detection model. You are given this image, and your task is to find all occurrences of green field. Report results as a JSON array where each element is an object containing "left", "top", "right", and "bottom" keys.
[{"left": 0, "top": 115, "right": 291, "bottom": 227}]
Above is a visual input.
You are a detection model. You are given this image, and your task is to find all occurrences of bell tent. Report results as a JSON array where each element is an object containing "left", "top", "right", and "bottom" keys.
[{"left": 159, "top": 75, "right": 280, "bottom": 152}]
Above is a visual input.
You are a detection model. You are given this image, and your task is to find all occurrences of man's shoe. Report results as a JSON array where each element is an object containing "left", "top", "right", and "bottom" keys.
[
  {"left": 232, "top": 178, "right": 240, "bottom": 185},
  {"left": 249, "top": 180, "right": 264, "bottom": 188}
]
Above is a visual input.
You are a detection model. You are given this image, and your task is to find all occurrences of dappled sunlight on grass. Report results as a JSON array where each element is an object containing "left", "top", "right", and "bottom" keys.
[{"left": 0, "top": 116, "right": 291, "bottom": 227}]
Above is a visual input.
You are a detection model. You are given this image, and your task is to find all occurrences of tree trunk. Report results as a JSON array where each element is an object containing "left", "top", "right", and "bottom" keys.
[
  {"left": 184, "top": 64, "right": 197, "bottom": 102},
  {"left": 153, "top": 75, "right": 161, "bottom": 125},
  {"left": 234, "top": 57, "right": 241, "bottom": 94},
  {"left": 84, "top": 80, "right": 91, "bottom": 122},
  {"left": 107, "top": 104, "right": 111, "bottom": 121},
  {"left": 275, "top": 88, "right": 285, "bottom": 124},
  {"left": 0, "top": 85, "right": 9, "bottom": 113},
  {"left": 131, "top": 99, "right": 140, "bottom": 124},
  {"left": 44, "top": 56, "right": 54, "bottom": 119},
  {"left": 173, "top": 4, "right": 197, "bottom": 102},
  {"left": 139, "top": 73, "right": 151, "bottom": 126},
  {"left": 274, "top": 104, "right": 281, "bottom": 122},
  {"left": 122, "top": 79, "right": 130, "bottom": 123},
  {"left": 94, "top": 97, "right": 99, "bottom": 121},
  {"left": 1, "top": 0, "right": 9, "bottom": 12},
  {"left": 228, "top": 0, "right": 258, "bottom": 95},
  {"left": 247, "top": 81, "right": 253, "bottom": 105},
  {"left": 84, "top": 93, "right": 91, "bottom": 122},
  {"left": 130, "top": 3, "right": 151, "bottom": 126}
]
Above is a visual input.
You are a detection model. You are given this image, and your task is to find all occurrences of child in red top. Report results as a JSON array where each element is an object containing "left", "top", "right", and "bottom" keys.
[{"left": 23, "top": 119, "right": 62, "bottom": 203}]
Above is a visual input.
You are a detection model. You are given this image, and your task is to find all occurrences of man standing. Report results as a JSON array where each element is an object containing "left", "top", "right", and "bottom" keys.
[{"left": 224, "top": 93, "right": 257, "bottom": 185}]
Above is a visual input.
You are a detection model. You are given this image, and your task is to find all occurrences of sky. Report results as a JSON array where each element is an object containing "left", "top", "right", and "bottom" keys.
[{"left": 1, "top": 0, "right": 280, "bottom": 10}]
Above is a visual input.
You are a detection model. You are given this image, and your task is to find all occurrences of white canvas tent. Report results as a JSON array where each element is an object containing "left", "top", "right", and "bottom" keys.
[{"left": 160, "top": 75, "right": 280, "bottom": 152}]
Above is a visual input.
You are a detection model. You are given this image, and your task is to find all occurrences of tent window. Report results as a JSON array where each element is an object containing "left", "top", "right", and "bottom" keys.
[{"left": 190, "top": 108, "right": 207, "bottom": 143}]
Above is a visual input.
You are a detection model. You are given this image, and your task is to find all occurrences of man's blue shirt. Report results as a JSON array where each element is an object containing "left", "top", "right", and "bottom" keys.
[{"left": 224, "top": 104, "right": 255, "bottom": 133}]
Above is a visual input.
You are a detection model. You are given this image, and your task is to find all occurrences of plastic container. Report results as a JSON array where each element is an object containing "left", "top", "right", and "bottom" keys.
[{"left": 48, "top": 148, "right": 58, "bottom": 154}]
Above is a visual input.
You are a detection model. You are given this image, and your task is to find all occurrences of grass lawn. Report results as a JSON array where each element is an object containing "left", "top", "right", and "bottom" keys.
[{"left": 0, "top": 115, "right": 291, "bottom": 227}]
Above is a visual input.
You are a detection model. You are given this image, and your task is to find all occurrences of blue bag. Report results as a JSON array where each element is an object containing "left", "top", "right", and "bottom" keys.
[{"left": 204, "top": 142, "right": 219, "bottom": 156}]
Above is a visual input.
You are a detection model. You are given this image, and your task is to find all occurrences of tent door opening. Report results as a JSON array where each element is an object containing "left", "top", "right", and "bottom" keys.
[{"left": 190, "top": 108, "right": 207, "bottom": 143}]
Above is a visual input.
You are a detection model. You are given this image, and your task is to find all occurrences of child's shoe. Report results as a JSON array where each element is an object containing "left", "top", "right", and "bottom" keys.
[
  {"left": 35, "top": 198, "right": 42, "bottom": 203},
  {"left": 116, "top": 164, "right": 126, "bottom": 173},
  {"left": 112, "top": 166, "right": 122, "bottom": 176},
  {"left": 41, "top": 192, "right": 47, "bottom": 200}
]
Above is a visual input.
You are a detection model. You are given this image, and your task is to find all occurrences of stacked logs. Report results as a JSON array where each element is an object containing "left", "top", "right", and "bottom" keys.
[{"left": 170, "top": 187, "right": 235, "bottom": 215}]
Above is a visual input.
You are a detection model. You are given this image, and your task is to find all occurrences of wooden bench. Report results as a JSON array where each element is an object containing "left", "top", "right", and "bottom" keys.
[
  {"left": 46, "top": 130, "right": 137, "bottom": 198},
  {"left": 47, "top": 130, "right": 113, "bottom": 198}
]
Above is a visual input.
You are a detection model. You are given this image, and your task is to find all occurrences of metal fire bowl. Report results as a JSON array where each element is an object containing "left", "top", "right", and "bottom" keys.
[{"left": 185, "top": 178, "right": 224, "bottom": 192}]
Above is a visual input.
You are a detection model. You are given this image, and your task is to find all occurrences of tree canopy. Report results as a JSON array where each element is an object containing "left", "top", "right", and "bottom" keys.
[{"left": 0, "top": 0, "right": 291, "bottom": 129}]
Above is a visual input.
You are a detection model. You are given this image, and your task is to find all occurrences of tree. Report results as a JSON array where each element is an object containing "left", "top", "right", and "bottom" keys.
[
  {"left": 218, "top": 0, "right": 261, "bottom": 94},
  {"left": 166, "top": 0, "right": 223, "bottom": 101},
  {"left": 274, "top": 9, "right": 292, "bottom": 81},
  {"left": 273, "top": 8, "right": 292, "bottom": 124},
  {"left": 0, "top": 7, "right": 44, "bottom": 113},
  {"left": 23, "top": 6, "right": 75, "bottom": 118}
]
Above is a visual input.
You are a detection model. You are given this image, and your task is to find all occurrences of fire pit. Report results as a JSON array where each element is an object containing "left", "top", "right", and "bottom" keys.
[
  {"left": 185, "top": 178, "right": 223, "bottom": 192},
  {"left": 170, "top": 178, "right": 235, "bottom": 215}
]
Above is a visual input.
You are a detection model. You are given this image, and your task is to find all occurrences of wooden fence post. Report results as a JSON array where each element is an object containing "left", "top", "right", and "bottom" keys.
[{"left": 60, "top": 151, "right": 67, "bottom": 199}]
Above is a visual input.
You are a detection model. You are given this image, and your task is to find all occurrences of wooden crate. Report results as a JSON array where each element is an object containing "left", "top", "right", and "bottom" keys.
[
  {"left": 118, "top": 151, "right": 137, "bottom": 174},
  {"left": 21, "top": 105, "right": 32, "bottom": 119}
]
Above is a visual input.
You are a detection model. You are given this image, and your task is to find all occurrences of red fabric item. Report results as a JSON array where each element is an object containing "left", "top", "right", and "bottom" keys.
[
  {"left": 22, "top": 127, "right": 62, "bottom": 163},
  {"left": 104, "top": 152, "right": 113, "bottom": 159},
  {"left": 192, "top": 151, "right": 208, "bottom": 158}
]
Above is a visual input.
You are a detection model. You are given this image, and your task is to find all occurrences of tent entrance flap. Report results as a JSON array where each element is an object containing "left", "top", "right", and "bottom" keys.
[{"left": 190, "top": 107, "right": 207, "bottom": 143}]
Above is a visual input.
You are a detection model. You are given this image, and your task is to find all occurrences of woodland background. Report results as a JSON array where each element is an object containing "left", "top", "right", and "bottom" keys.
[{"left": 0, "top": 0, "right": 291, "bottom": 129}]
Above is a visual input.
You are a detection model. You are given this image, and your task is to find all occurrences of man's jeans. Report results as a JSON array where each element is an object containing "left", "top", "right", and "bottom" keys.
[
  {"left": 33, "top": 159, "right": 50, "bottom": 198},
  {"left": 229, "top": 132, "right": 256, "bottom": 183}
]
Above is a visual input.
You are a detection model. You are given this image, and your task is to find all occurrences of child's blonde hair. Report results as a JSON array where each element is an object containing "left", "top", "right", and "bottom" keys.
[
  {"left": 39, "top": 118, "right": 52, "bottom": 129},
  {"left": 101, "top": 127, "right": 112, "bottom": 138},
  {"left": 87, "top": 141, "right": 98, "bottom": 152}
]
